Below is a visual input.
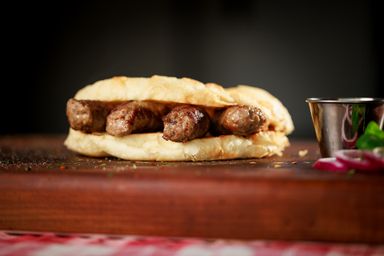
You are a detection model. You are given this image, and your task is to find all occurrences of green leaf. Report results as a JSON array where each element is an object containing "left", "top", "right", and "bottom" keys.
[
  {"left": 356, "top": 121, "right": 384, "bottom": 150},
  {"left": 356, "top": 134, "right": 384, "bottom": 149},
  {"left": 365, "top": 121, "right": 384, "bottom": 139}
]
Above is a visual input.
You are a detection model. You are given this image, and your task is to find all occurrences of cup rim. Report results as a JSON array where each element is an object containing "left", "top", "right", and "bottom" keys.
[{"left": 306, "top": 97, "right": 384, "bottom": 103}]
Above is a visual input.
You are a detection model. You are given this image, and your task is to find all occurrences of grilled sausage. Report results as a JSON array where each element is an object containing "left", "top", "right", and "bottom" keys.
[
  {"left": 106, "top": 101, "right": 167, "bottom": 136},
  {"left": 213, "top": 105, "right": 266, "bottom": 136},
  {"left": 162, "top": 105, "right": 210, "bottom": 142},
  {"left": 66, "top": 98, "right": 115, "bottom": 133}
]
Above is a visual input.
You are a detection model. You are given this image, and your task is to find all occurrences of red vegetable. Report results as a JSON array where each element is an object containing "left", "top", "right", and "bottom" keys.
[
  {"left": 363, "top": 151, "right": 384, "bottom": 168},
  {"left": 313, "top": 157, "right": 349, "bottom": 172},
  {"left": 335, "top": 150, "right": 382, "bottom": 171}
]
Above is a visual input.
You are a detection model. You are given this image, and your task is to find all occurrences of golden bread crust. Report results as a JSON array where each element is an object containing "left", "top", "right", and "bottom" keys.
[
  {"left": 75, "top": 75, "right": 235, "bottom": 107},
  {"left": 65, "top": 128, "right": 289, "bottom": 161}
]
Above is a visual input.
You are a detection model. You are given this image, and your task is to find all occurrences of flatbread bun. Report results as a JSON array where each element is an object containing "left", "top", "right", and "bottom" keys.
[{"left": 64, "top": 75, "right": 294, "bottom": 161}]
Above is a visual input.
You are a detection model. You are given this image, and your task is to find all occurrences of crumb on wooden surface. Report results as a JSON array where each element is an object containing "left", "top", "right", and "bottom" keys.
[{"left": 298, "top": 149, "right": 308, "bottom": 157}]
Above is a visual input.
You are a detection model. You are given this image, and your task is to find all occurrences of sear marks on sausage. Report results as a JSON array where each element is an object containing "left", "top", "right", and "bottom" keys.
[
  {"left": 66, "top": 98, "right": 115, "bottom": 133},
  {"left": 106, "top": 101, "right": 167, "bottom": 137},
  {"left": 213, "top": 105, "right": 267, "bottom": 136},
  {"left": 162, "top": 105, "right": 210, "bottom": 142}
]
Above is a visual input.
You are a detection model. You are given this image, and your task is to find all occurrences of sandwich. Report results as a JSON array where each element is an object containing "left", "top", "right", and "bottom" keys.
[{"left": 64, "top": 75, "right": 294, "bottom": 161}]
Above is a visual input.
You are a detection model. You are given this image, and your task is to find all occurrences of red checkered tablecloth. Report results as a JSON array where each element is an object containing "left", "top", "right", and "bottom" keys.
[{"left": 0, "top": 232, "right": 383, "bottom": 256}]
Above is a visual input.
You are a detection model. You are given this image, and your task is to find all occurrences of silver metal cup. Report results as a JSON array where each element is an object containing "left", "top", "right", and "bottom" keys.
[{"left": 306, "top": 98, "right": 384, "bottom": 157}]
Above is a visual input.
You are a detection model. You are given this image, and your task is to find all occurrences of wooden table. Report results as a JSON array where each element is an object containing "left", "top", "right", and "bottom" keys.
[{"left": 0, "top": 135, "right": 383, "bottom": 243}]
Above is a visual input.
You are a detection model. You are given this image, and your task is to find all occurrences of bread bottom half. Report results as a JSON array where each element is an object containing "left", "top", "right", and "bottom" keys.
[{"left": 64, "top": 128, "right": 289, "bottom": 161}]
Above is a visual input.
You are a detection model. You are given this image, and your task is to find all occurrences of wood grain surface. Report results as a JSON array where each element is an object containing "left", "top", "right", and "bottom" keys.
[{"left": 0, "top": 135, "right": 383, "bottom": 243}]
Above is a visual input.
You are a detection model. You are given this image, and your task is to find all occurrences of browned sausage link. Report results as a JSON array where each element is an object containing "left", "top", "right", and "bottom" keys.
[
  {"left": 106, "top": 101, "right": 167, "bottom": 136},
  {"left": 162, "top": 105, "right": 210, "bottom": 142},
  {"left": 66, "top": 98, "right": 116, "bottom": 133},
  {"left": 213, "top": 105, "right": 267, "bottom": 136}
]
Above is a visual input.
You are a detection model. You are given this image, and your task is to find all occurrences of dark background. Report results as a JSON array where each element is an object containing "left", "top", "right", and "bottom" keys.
[{"left": 2, "top": 0, "right": 383, "bottom": 138}]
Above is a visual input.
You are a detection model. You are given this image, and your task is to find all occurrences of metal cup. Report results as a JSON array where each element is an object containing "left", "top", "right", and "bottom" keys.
[{"left": 306, "top": 98, "right": 384, "bottom": 157}]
